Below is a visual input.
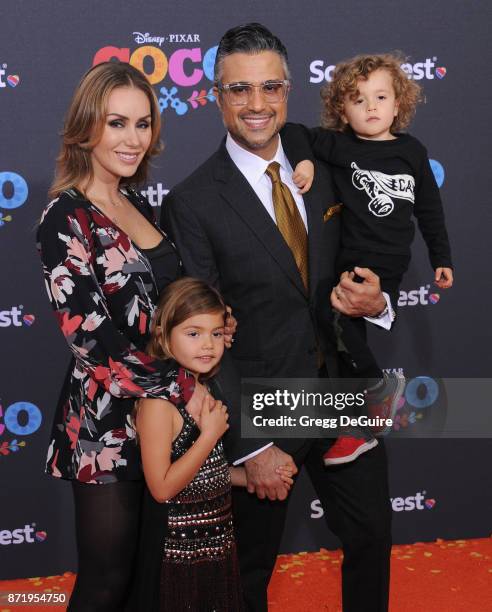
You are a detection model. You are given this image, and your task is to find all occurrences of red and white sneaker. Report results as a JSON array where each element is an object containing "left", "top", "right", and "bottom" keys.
[{"left": 323, "top": 436, "right": 378, "bottom": 466}]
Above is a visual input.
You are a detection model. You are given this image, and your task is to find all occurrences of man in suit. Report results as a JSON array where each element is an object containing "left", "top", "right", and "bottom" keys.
[{"left": 162, "top": 22, "right": 392, "bottom": 612}]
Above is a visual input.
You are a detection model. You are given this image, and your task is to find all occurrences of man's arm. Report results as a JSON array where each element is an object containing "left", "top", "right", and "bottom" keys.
[
  {"left": 364, "top": 292, "right": 395, "bottom": 330},
  {"left": 237, "top": 445, "right": 298, "bottom": 501},
  {"left": 161, "top": 190, "right": 220, "bottom": 286}
]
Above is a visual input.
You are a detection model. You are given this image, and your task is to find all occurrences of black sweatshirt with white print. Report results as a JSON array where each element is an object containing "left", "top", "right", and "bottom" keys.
[{"left": 282, "top": 123, "right": 452, "bottom": 287}]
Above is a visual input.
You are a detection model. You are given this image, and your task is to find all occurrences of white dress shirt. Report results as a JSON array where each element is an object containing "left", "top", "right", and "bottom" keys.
[
  {"left": 225, "top": 133, "right": 393, "bottom": 465},
  {"left": 226, "top": 133, "right": 308, "bottom": 230}
]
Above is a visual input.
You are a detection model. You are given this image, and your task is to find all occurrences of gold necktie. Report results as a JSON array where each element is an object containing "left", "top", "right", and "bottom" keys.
[{"left": 265, "top": 161, "right": 308, "bottom": 291}]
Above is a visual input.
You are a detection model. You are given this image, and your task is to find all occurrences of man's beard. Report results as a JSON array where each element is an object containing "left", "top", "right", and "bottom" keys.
[{"left": 227, "top": 121, "right": 284, "bottom": 153}]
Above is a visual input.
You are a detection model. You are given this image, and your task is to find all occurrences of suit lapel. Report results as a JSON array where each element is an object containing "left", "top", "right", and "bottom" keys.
[{"left": 215, "top": 143, "right": 307, "bottom": 298}]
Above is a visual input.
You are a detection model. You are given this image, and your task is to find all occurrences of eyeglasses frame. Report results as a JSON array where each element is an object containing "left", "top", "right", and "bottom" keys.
[{"left": 215, "top": 79, "right": 292, "bottom": 105}]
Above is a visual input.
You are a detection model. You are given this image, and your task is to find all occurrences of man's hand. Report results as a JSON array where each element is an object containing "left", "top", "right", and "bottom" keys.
[
  {"left": 331, "top": 266, "right": 386, "bottom": 317},
  {"left": 244, "top": 445, "right": 298, "bottom": 501},
  {"left": 224, "top": 305, "right": 237, "bottom": 349}
]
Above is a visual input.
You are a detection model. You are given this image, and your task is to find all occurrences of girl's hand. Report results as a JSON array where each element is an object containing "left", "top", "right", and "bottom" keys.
[
  {"left": 185, "top": 381, "right": 210, "bottom": 426},
  {"left": 224, "top": 305, "right": 237, "bottom": 349},
  {"left": 275, "top": 464, "right": 295, "bottom": 488},
  {"left": 199, "top": 395, "right": 229, "bottom": 441},
  {"left": 292, "top": 160, "right": 315, "bottom": 194},
  {"left": 434, "top": 267, "right": 454, "bottom": 289}
]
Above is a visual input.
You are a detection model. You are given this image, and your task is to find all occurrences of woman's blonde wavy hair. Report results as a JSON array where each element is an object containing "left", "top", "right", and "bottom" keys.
[
  {"left": 49, "top": 61, "right": 162, "bottom": 199},
  {"left": 320, "top": 53, "right": 423, "bottom": 133}
]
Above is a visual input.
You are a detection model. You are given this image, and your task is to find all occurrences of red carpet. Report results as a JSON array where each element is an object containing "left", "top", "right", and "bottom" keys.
[{"left": 1, "top": 537, "right": 491, "bottom": 611}]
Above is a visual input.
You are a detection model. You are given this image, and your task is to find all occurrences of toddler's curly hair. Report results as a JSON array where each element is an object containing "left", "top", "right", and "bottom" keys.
[{"left": 320, "top": 53, "right": 423, "bottom": 133}]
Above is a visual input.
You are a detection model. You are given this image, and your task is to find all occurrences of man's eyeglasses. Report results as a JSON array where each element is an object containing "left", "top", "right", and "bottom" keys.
[{"left": 216, "top": 80, "right": 291, "bottom": 106}]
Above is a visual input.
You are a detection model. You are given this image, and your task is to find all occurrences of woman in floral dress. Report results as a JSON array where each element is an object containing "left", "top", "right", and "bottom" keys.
[{"left": 37, "top": 62, "right": 233, "bottom": 611}]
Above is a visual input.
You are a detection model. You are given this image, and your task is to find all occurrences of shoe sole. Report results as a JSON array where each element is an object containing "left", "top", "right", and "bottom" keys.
[
  {"left": 378, "top": 375, "right": 406, "bottom": 436},
  {"left": 323, "top": 438, "right": 379, "bottom": 466}
]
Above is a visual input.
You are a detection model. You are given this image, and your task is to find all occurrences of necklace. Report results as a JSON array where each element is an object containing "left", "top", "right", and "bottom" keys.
[{"left": 90, "top": 191, "right": 127, "bottom": 225}]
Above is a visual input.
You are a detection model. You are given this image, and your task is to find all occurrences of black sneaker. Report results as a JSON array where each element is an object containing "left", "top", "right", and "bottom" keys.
[{"left": 366, "top": 372, "right": 405, "bottom": 435}]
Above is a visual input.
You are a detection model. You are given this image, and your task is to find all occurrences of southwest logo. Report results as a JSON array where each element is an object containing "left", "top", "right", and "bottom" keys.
[
  {"left": 0, "top": 306, "right": 35, "bottom": 328},
  {"left": 140, "top": 183, "right": 169, "bottom": 207},
  {"left": 398, "top": 285, "right": 440, "bottom": 307},
  {"left": 310, "top": 58, "right": 447, "bottom": 83},
  {"left": 0, "top": 524, "right": 47, "bottom": 545},
  {"left": 35, "top": 530, "right": 47, "bottom": 542},
  {"left": 0, "top": 64, "right": 21, "bottom": 89},
  {"left": 390, "top": 491, "right": 436, "bottom": 512},
  {"left": 310, "top": 491, "right": 436, "bottom": 518}
]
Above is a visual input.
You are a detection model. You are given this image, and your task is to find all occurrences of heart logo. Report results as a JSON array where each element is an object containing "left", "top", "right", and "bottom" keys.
[
  {"left": 35, "top": 530, "right": 47, "bottom": 542},
  {"left": 425, "top": 498, "right": 436, "bottom": 509},
  {"left": 429, "top": 293, "right": 440, "bottom": 304},
  {"left": 7, "top": 75, "right": 20, "bottom": 87},
  {"left": 435, "top": 67, "right": 446, "bottom": 79},
  {"left": 23, "top": 314, "right": 35, "bottom": 326}
]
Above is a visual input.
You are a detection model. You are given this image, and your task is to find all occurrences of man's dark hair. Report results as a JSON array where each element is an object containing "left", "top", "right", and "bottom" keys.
[{"left": 214, "top": 22, "right": 290, "bottom": 82}]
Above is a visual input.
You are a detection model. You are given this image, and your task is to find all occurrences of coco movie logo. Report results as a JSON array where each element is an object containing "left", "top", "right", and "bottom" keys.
[
  {"left": 0, "top": 171, "right": 29, "bottom": 229},
  {"left": 93, "top": 34, "right": 218, "bottom": 116},
  {"left": 0, "top": 400, "right": 42, "bottom": 457}
]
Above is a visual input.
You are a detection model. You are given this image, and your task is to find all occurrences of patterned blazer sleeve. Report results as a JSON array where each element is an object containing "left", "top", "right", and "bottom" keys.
[{"left": 37, "top": 198, "right": 190, "bottom": 402}]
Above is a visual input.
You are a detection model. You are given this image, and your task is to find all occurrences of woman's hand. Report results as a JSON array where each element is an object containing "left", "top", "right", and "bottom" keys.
[
  {"left": 185, "top": 381, "right": 210, "bottom": 426},
  {"left": 199, "top": 395, "right": 229, "bottom": 442},
  {"left": 224, "top": 305, "right": 237, "bottom": 349}
]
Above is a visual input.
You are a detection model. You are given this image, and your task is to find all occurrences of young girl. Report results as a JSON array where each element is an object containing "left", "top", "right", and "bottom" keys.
[
  {"left": 131, "top": 277, "right": 293, "bottom": 611},
  {"left": 282, "top": 53, "right": 453, "bottom": 465}
]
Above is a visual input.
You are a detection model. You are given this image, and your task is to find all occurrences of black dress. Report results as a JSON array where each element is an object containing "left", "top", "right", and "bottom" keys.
[{"left": 131, "top": 373, "right": 244, "bottom": 611}]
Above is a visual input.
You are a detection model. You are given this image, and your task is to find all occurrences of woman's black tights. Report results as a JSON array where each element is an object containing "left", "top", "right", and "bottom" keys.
[{"left": 68, "top": 480, "right": 143, "bottom": 611}]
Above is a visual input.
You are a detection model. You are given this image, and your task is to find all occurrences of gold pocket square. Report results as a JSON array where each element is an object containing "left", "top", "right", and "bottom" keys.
[{"left": 323, "top": 204, "right": 343, "bottom": 222}]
